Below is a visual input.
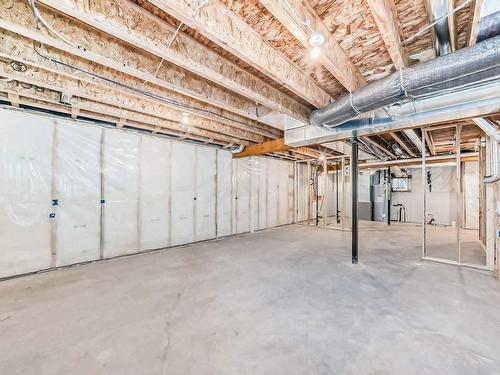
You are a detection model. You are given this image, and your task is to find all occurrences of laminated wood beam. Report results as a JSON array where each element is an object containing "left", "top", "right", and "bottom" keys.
[
  {"left": 367, "top": 0, "right": 409, "bottom": 69},
  {"left": 233, "top": 138, "right": 321, "bottom": 159},
  {"left": 233, "top": 138, "right": 291, "bottom": 158},
  {"left": 0, "top": 4, "right": 285, "bottom": 136},
  {"left": 259, "top": 0, "right": 366, "bottom": 91},
  {"left": 146, "top": 0, "right": 332, "bottom": 107},
  {"left": 0, "top": 62, "right": 257, "bottom": 144},
  {"left": 0, "top": 84, "right": 239, "bottom": 146},
  {"left": 28, "top": 0, "right": 310, "bottom": 122},
  {"left": 0, "top": 30, "right": 279, "bottom": 140}
]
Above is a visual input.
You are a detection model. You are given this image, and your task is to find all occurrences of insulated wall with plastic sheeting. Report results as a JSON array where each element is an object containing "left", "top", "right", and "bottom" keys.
[
  {"left": 55, "top": 122, "right": 102, "bottom": 266},
  {"left": 139, "top": 136, "right": 171, "bottom": 251},
  {"left": 0, "top": 109, "right": 299, "bottom": 278},
  {"left": 102, "top": 130, "right": 140, "bottom": 258},
  {"left": 216, "top": 150, "right": 232, "bottom": 237},
  {"left": 0, "top": 111, "right": 54, "bottom": 277}
]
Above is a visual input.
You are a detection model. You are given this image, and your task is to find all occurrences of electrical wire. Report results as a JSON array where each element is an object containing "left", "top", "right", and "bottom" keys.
[
  {"left": 143, "top": 21, "right": 184, "bottom": 86},
  {"left": 32, "top": 43, "right": 267, "bottom": 132},
  {"left": 402, "top": 0, "right": 473, "bottom": 45},
  {"left": 28, "top": 0, "right": 79, "bottom": 48},
  {"left": 282, "top": 0, "right": 315, "bottom": 34},
  {"left": 28, "top": 0, "right": 39, "bottom": 30},
  {"left": 26, "top": 0, "right": 271, "bottom": 134}
]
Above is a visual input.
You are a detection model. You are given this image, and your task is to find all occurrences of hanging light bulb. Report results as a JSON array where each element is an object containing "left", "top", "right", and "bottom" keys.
[
  {"left": 308, "top": 31, "right": 325, "bottom": 47},
  {"left": 308, "top": 31, "right": 325, "bottom": 59},
  {"left": 310, "top": 45, "right": 321, "bottom": 59}
]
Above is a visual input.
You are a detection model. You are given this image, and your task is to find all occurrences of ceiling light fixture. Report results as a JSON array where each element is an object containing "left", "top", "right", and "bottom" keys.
[
  {"left": 309, "top": 31, "right": 325, "bottom": 47},
  {"left": 308, "top": 31, "right": 325, "bottom": 59},
  {"left": 310, "top": 46, "right": 322, "bottom": 59}
]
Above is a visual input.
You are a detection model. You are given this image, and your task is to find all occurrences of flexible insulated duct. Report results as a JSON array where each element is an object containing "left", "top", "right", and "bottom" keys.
[{"left": 310, "top": 35, "right": 500, "bottom": 128}]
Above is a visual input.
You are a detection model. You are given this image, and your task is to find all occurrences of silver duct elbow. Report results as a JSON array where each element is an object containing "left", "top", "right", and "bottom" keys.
[
  {"left": 484, "top": 142, "right": 500, "bottom": 184},
  {"left": 230, "top": 145, "right": 245, "bottom": 154},
  {"left": 483, "top": 174, "right": 500, "bottom": 184},
  {"left": 473, "top": 118, "right": 500, "bottom": 184}
]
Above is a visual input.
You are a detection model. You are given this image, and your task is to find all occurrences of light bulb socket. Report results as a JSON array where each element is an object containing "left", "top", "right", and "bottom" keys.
[{"left": 309, "top": 32, "right": 325, "bottom": 47}]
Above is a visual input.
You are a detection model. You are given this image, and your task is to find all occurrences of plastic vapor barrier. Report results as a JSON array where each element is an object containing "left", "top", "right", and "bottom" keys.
[
  {"left": 55, "top": 122, "right": 101, "bottom": 266},
  {"left": 0, "top": 112, "right": 53, "bottom": 277},
  {"left": 0, "top": 108, "right": 300, "bottom": 278},
  {"left": 171, "top": 141, "right": 196, "bottom": 246},
  {"left": 257, "top": 157, "right": 268, "bottom": 230},
  {"left": 216, "top": 150, "right": 232, "bottom": 237},
  {"left": 233, "top": 158, "right": 251, "bottom": 234},
  {"left": 195, "top": 147, "right": 216, "bottom": 241},
  {"left": 464, "top": 161, "right": 480, "bottom": 230},
  {"left": 102, "top": 130, "right": 140, "bottom": 257},
  {"left": 139, "top": 136, "right": 171, "bottom": 251}
]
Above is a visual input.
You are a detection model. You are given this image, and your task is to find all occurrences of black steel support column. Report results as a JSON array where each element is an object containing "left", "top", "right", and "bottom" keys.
[
  {"left": 351, "top": 137, "right": 359, "bottom": 264},
  {"left": 336, "top": 161, "right": 340, "bottom": 223},
  {"left": 315, "top": 163, "right": 319, "bottom": 227},
  {"left": 387, "top": 167, "right": 391, "bottom": 226}
]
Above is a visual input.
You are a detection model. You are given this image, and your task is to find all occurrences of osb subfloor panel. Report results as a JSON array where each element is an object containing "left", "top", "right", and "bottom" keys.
[{"left": 1, "top": 224, "right": 500, "bottom": 375}]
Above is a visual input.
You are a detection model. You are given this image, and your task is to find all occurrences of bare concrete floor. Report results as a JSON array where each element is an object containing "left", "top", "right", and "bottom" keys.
[{"left": 1, "top": 224, "right": 500, "bottom": 375}]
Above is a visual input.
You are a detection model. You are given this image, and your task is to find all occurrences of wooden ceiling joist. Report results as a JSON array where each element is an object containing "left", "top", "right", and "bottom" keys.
[
  {"left": 361, "top": 153, "right": 479, "bottom": 169},
  {"left": 0, "top": 89, "right": 231, "bottom": 146},
  {"left": 0, "top": 30, "right": 281, "bottom": 141},
  {"left": 0, "top": 84, "right": 245, "bottom": 146},
  {"left": 423, "top": 130, "right": 436, "bottom": 156},
  {"left": 259, "top": 0, "right": 366, "bottom": 91},
  {"left": 0, "top": 61, "right": 260, "bottom": 144},
  {"left": 0, "top": 7, "right": 285, "bottom": 141},
  {"left": 366, "top": 0, "right": 409, "bottom": 69},
  {"left": 0, "top": 24, "right": 278, "bottom": 140},
  {"left": 363, "top": 136, "right": 396, "bottom": 159},
  {"left": 292, "top": 148, "right": 322, "bottom": 159},
  {"left": 30, "top": 0, "right": 311, "bottom": 122},
  {"left": 467, "top": 0, "right": 484, "bottom": 46},
  {"left": 389, "top": 132, "right": 416, "bottom": 157},
  {"left": 145, "top": 0, "right": 332, "bottom": 108}
]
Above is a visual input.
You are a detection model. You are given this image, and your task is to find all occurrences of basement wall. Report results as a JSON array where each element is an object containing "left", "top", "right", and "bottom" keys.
[
  {"left": 0, "top": 108, "right": 295, "bottom": 278},
  {"left": 391, "top": 163, "right": 479, "bottom": 227}
]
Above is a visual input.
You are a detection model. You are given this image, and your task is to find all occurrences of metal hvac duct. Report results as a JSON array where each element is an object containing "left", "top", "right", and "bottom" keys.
[
  {"left": 424, "top": 0, "right": 456, "bottom": 56},
  {"left": 309, "top": 35, "right": 500, "bottom": 128},
  {"left": 477, "top": 10, "right": 500, "bottom": 43}
]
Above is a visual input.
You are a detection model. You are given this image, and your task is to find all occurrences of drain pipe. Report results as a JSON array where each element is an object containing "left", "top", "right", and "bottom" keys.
[{"left": 473, "top": 118, "right": 500, "bottom": 183}]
